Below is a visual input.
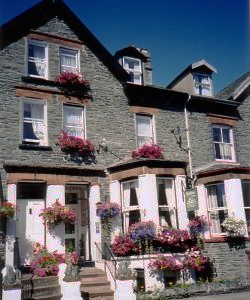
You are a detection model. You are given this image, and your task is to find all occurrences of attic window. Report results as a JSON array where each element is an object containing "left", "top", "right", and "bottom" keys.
[
  {"left": 193, "top": 73, "right": 212, "bottom": 96},
  {"left": 123, "top": 56, "right": 142, "bottom": 85}
]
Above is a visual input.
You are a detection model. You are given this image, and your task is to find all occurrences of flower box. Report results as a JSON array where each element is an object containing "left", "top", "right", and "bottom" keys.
[
  {"left": 132, "top": 144, "right": 164, "bottom": 159},
  {"left": 57, "top": 131, "right": 95, "bottom": 156},
  {"left": 55, "top": 72, "right": 91, "bottom": 101}
]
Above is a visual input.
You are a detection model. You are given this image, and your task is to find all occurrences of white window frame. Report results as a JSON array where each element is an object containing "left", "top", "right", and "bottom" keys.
[
  {"left": 193, "top": 73, "right": 212, "bottom": 96},
  {"left": 212, "top": 125, "right": 235, "bottom": 162},
  {"left": 63, "top": 104, "right": 85, "bottom": 138},
  {"left": 21, "top": 98, "right": 48, "bottom": 146},
  {"left": 123, "top": 56, "right": 142, "bottom": 85},
  {"left": 135, "top": 114, "right": 154, "bottom": 147},
  {"left": 121, "top": 179, "right": 143, "bottom": 232},
  {"left": 156, "top": 177, "right": 176, "bottom": 227},
  {"left": 206, "top": 182, "right": 228, "bottom": 236},
  {"left": 241, "top": 181, "right": 250, "bottom": 236},
  {"left": 60, "top": 47, "right": 80, "bottom": 74},
  {"left": 27, "top": 39, "right": 48, "bottom": 79}
]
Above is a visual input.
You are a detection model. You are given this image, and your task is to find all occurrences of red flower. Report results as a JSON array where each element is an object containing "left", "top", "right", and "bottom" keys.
[{"left": 132, "top": 144, "right": 164, "bottom": 159}]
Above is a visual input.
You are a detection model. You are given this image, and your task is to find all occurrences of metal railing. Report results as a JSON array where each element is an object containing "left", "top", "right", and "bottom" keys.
[{"left": 94, "top": 242, "right": 117, "bottom": 290}]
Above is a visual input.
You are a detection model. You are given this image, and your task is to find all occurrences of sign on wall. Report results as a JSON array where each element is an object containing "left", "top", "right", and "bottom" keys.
[{"left": 185, "top": 187, "right": 198, "bottom": 211}]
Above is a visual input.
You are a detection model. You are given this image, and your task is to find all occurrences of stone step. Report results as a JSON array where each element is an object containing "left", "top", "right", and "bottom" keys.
[
  {"left": 80, "top": 267, "right": 106, "bottom": 278},
  {"left": 81, "top": 276, "right": 110, "bottom": 287},
  {"left": 31, "top": 293, "right": 62, "bottom": 300},
  {"left": 80, "top": 286, "right": 114, "bottom": 298}
]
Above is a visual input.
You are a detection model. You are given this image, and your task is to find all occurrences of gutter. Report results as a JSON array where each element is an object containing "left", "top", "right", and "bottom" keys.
[{"left": 184, "top": 95, "right": 193, "bottom": 180}]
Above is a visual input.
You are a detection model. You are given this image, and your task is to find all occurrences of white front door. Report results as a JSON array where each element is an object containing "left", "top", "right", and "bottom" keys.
[{"left": 16, "top": 200, "right": 45, "bottom": 265}]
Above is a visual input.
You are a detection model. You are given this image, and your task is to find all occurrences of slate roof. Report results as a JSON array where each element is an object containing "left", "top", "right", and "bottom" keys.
[
  {"left": 0, "top": 0, "right": 129, "bottom": 83},
  {"left": 216, "top": 71, "right": 250, "bottom": 100}
]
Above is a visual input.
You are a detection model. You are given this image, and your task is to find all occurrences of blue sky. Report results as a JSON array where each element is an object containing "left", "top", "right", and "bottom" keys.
[{"left": 0, "top": 0, "right": 249, "bottom": 93}]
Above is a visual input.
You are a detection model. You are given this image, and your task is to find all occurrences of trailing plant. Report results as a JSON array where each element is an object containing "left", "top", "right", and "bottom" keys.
[
  {"left": 39, "top": 200, "right": 77, "bottom": 229},
  {"left": 55, "top": 71, "right": 91, "bottom": 102},
  {"left": 30, "top": 242, "right": 64, "bottom": 277},
  {"left": 0, "top": 200, "right": 15, "bottom": 219},
  {"left": 57, "top": 131, "right": 95, "bottom": 155},
  {"left": 132, "top": 143, "right": 164, "bottom": 159}
]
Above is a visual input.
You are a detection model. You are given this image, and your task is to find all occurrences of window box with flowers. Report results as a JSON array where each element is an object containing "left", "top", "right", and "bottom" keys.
[
  {"left": 132, "top": 143, "right": 164, "bottom": 159},
  {"left": 55, "top": 72, "right": 92, "bottom": 102},
  {"left": 96, "top": 202, "right": 121, "bottom": 239},
  {"left": 57, "top": 131, "right": 96, "bottom": 164},
  {"left": 222, "top": 216, "right": 246, "bottom": 250},
  {"left": 156, "top": 227, "right": 198, "bottom": 253},
  {"left": 148, "top": 255, "right": 183, "bottom": 287},
  {"left": 39, "top": 200, "right": 77, "bottom": 230}
]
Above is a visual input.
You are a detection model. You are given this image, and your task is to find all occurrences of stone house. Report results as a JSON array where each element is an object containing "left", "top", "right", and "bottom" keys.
[{"left": 0, "top": 0, "right": 250, "bottom": 298}]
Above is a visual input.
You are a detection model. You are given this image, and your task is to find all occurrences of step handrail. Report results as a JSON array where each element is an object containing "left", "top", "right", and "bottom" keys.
[{"left": 94, "top": 242, "right": 117, "bottom": 290}]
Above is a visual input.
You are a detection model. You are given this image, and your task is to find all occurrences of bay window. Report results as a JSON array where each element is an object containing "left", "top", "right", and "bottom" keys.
[
  {"left": 27, "top": 40, "right": 48, "bottom": 78},
  {"left": 212, "top": 125, "right": 235, "bottom": 161},
  {"left": 242, "top": 181, "right": 250, "bottom": 235},
  {"left": 157, "top": 178, "right": 176, "bottom": 227},
  {"left": 63, "top": 105, "right": 84, "bottom": 138},
  {"left": 122, "top": 180, "right": 141, "bottom": 231},
  {"left": 60, "top": 48, "right": 79, "bottom": 73},
  {"left": 22, "top": 99, "right": 47, "bottom": 146},
  {"left": 207, "top": 183, "right": 227, "bottom": 235},
  {"left": 136, "top": 114, "right": 153, "bottom": 147}
]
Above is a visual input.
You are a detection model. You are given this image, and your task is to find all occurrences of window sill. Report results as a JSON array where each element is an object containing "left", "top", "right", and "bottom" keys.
[
  {"left": 19, "top": 144, "right": 52, "bottom": 151},
  {"left": 21, "top": 76, "right": 57, "bottom": 87}
]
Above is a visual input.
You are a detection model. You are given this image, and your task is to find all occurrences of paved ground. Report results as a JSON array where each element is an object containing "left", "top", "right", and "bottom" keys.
[{"left": 184, "top": 290, "right": 250, "bottom": 300}]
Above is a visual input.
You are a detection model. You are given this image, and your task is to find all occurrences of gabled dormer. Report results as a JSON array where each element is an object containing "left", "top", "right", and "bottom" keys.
[
  {"left": 167, "top": 60, "right": 217, "bottom": 96},
  {"left": 114, "top": 45, "right": 152, "bottom": 86}
]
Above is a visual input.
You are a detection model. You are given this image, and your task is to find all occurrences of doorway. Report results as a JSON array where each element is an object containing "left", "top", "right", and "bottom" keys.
[
  {"left": 65, "top": 185, "right": 90, "bottom": 261},
  {"left": 16, "top": 183, "right": 46, "bottom": 265}
]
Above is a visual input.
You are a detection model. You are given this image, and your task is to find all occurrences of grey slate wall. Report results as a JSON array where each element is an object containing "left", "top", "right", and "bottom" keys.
[{"left": 204, "top": 241, "right": 250, "bottom": 279}]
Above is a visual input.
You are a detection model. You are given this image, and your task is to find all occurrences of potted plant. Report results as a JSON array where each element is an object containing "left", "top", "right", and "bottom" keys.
[
  {"left": 96, "top": 202, "right": 121, "bottom": 239},
  {"left": 132, "top": 143, "right": 164, "bottom": 159},
  {"left": 55, "top": 71, "right": 91, "bottom": 101},
  {"left": 30, "top": 242, "right": 64, "bottom": 277},
  {"left": 39, "top": 200, "right": 77, "bottom": 229},
  {"left": 148, "top": 255, "right": 182, "bottom": 287}
]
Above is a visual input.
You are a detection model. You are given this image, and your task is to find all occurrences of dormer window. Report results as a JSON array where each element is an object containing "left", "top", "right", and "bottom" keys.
[
  {"left": 193, "top": 73, "right": 212, "bottom": 96},
  {"left": 123, "top": 56, "right": 142, "bottom": 84}
]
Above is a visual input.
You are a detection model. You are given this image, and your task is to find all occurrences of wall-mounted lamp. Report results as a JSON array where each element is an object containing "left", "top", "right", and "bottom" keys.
[{"left": 96, "top": 138, "right": 123, "bottom": 161}]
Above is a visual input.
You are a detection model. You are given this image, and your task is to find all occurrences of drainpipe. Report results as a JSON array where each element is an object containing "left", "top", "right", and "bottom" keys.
[{"left": 184, "top": 95, "right": 193, "bottom": 180}]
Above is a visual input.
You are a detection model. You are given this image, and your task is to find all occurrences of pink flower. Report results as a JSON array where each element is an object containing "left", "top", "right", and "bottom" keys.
[{"left": 132, "top": 144, "right": 164, "bottom": 159}]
